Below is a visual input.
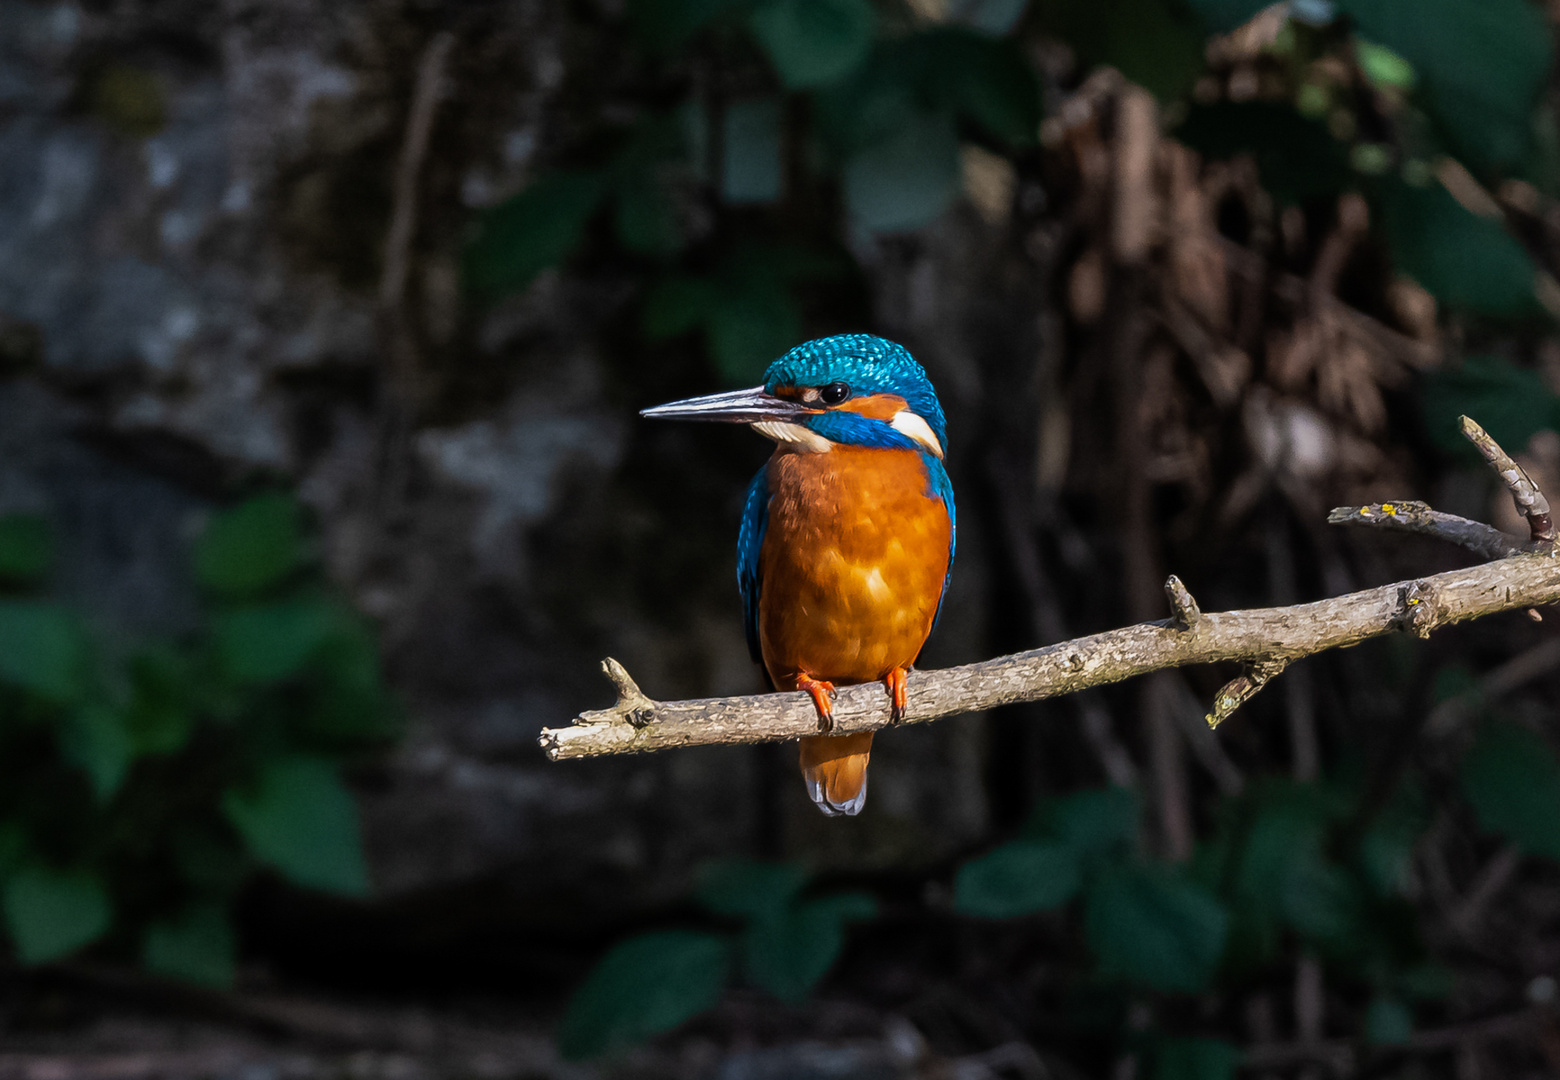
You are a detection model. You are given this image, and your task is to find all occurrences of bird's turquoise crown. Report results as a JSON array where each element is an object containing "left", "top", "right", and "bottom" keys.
[{"left": 763, "top": 334, "right": 948, "bottom": 453}]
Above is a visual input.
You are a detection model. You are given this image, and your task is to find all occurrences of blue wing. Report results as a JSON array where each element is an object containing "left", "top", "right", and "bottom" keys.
[
  {"left": 921, "top": 451, "right": 956, "bottom": 633},
  {"left": 737, "top": 468, "right": 770, "bottom": 665}
]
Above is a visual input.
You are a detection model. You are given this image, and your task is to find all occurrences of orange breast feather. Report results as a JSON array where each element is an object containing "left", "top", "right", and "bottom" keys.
[{"left": 757, "top": 445, "right": 952, "bottom": 689}]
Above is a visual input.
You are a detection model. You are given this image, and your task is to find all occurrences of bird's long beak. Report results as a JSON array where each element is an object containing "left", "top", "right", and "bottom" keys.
[{"left": 640, "top": 386, "right": 811, "bottom": 423}]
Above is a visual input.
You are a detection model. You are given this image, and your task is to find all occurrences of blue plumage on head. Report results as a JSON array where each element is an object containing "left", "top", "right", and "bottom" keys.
[{"left": 763, "top": 334, "right": 947, "bottom": 453}]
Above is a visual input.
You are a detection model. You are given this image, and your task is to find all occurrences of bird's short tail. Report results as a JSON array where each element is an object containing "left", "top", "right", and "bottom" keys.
[{"left": 798, "top": 732, "right": 874, "bottom": 816}]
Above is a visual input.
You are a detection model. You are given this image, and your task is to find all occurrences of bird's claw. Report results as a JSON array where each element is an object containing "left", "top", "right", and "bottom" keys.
[
  {"left": 796, "top": 673, "right": 837, "bottom": 733},
  {"left": 884, "top": 667, "right": 910, "bottom": 725}
]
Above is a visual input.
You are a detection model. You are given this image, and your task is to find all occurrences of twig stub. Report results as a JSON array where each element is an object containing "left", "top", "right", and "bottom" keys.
[
  {"left": 1206, "top": 658, "right": 1289, "bottom": 729},
  {"left": 1164, "top": 575, "right": 1202, "bottom": 630},
  {"left": 1460, "top": 415, "right": 1557, "bottom": 544}
]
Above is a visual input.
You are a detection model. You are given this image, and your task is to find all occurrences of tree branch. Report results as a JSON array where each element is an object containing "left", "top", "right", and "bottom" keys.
[
  {"left": 1325, "top": 501, "right": 1523, "bottom": 560},
  {"left": 1461, "top": 415, "right": 1556, "bottom": 543},
  {"left": 539, "top": 549, "right": 1560, "bottom": 760},
  {"left": 540, "top": 418, "right": 1558, "bottom": 762}
]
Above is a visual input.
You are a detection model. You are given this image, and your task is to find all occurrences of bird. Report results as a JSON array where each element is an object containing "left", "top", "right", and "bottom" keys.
[{"left": 641, "top": 334, "right": 955, "bottom": 816}]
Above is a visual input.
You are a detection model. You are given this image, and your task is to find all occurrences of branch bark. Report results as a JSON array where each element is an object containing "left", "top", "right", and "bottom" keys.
[
  {"left": 541, "top": 415, "right": 1557, "bottom": 762},
  {"left": 540, "top": 549, "right": 1560, "bottom": 760},
  {"left": 1326, "top": 501, "right": 1523, "bottom": 560}
]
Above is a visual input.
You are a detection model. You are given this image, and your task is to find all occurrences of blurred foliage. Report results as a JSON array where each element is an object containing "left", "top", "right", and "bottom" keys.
[
  {"left": 0, "top": 498, "right": 396, "bottom": 984},
  {"left": 559, "top": 858, "right": 876, "bottom": 1058},
  {"left": 564, "top": 722, "right": 1560, "bottom": 1058},
  {"left": 463, "top": 0, "right": 1558, "bottom": 390}
]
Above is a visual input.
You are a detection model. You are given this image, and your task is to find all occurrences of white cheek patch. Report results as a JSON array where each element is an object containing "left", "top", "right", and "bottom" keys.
[
  {"left": 889, "top": 410, "right": 944, "bottom": 458},
  {"left": 751, "top": 420, "right": 833, "bottom": 453}
]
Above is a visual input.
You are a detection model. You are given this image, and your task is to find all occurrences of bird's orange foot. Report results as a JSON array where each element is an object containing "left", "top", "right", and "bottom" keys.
[
  {"left": 884, "top": 666, "right": 910, "bottom": 725},
  {"left": 796, "top": 672, "right": 837, "bottom": 733}
]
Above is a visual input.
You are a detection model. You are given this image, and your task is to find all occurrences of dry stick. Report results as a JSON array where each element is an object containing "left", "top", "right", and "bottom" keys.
[
  {"left": 375, "top": 30, "right": 455, "bottom": 517},
  {"left": 380, "top": 31, "right": 456, "bottom": 314},
  {"left": 1326, "top": 501, "right": 1523, "bottom": 561},
  {"left": 1449, "top": 844, "right": 1523, "bottom": 937},
  {"left": 540, "top": 420, "right": 1558, "bottom": 760},
  {"left": 1461, "top": 415, "right": 1557, "bottom": 543}
]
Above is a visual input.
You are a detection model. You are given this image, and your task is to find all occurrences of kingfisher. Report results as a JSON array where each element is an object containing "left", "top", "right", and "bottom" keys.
[{"left": 642, "top": 334, "right": 955, "bottom": 816}]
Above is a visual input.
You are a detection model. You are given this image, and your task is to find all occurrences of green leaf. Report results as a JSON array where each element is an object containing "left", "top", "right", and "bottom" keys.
[
  {"left": 125, "top": 647, "right": 195, "bottom": 754},
  {"left": 920, "top": 30, "right": 1041, "bottom": 146},
  {"left": 1217, "top": 782, "right": 1335, "bottom": 963},
  {"left": 743, "top": 891, "right": 876, "bottom": 1001},
  {"left": 1460, "top": 722, "right": 1560, "bottom": 859},
  {"left": 1085, "top": 865, "right": 1229, "bottom": 993},
  {"left": 1156, "top": 1037, "right": 1241, "bottom": 1080},
  {"left": 465, "top": 171, "right": 609, "bottom": 297},
  {"left": 214, "top": 599, "right": 338, "bottom": 687},
  {"left": 706, "top": 282, "right": 801, "bottom": 384},
  {"left": 1356, "top": 783, "right": 1428, "bottom": 898},
  {"left": 1338, "top": 0, "right": 1552, "bottom": 171},
  {"left": 2, "top": 865, "right": 111, "bottom": 964},
  {"left": 558, "top": 930, "right": 731, "bottom": 1059},
  {"left": 954, "top": 840, "right": 1082, "bottom": 917},
  {"left": 0, "top": 825, "right": 24, "bottom": 876},
  {"left": 1036, "top": 785, "right": 1141, "bottom": 860},
  {"left": 142, "top": 903, "right": 236, "bottom": 987},
  {"left": 0, "top": 514, "right": 53, "bottom": 586},
  {"left": 1354, "top": 37, "right": 1415, "bottom": 91},
  {"left": 843, "top": 110, "right": 960, "bottom": 233},
  {"left": 308, "top": 625, "right": 399, "bottom": 742},
  {"left": 195, "top": 494, "right": 302, "bottom": 599},
  {"left": 0, "top": 601, "right": 86, "bottom": 702},
  {"left": 1379, "top": 180, "right": 1539, "bottom": 317},
  {"left": 1034, "top": 0, "right": 1203, "bottom": 101},
  {"left": 1280, "top": 855, "right": 1367, "bottom": 950},
  {"left": 222, "top": 756, "right": 370, "bottom": 896},
  {"left": 58, "top": 704, "right": 135, "bottom": 801},
  {"left": 1421, "top": 356, "right": 1560, "bottom": 457},
  {"left": 614, "top": 180, "right": 684, "bottom": 257},
  {"left": 1185, "top": 0, "right": 1272, "bottom": 33},
  {"left": 1363, "top": 994, "right": 1414, "bottom": 1046},
  {"left": 747, "top": 0, "right": 873, "bottom": 88},
  {"left": 629, "top": 0, "right": 730, "bottom": 51},
  {"left": 722, "top": 98, "right": 784, "bottom": 204},
  {"left": 643, "top": 276, "right": 720, "bottom": 339},
  {"left": 698, "top": 859, "right": 808, "bottom": 921}
]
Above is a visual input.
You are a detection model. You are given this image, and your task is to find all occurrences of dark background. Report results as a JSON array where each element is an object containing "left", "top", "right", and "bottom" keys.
[{"left": 2, "top": 0, "right": 1560, "bottom": 1076}]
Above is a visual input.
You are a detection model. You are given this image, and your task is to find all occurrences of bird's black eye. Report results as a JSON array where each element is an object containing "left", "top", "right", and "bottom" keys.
[{"left": 819, "top": 382, "right": 851, "bottom": 406}]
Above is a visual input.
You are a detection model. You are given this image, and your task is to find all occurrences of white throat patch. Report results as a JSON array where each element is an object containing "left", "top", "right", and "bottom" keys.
[
  {"left": 889, "top": 411, "right": 944, "bottom": 458},
  {"left": 751, "top": 420, "right": 833, "bottom": 453}
]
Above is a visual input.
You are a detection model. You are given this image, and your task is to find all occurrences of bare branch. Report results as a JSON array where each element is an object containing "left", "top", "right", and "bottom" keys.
[
  {"left": 1327, "top": 501, "right": 1523, "bottom": 560},
  {"left": 380, "top": 31, "right": 456, "bottom": 313},
  {"left": 543, "top": 419, "right": 1558, "bottom": 762},
  {"left": 539, "top": 551, "right": 1560, "bottom": 761},
  {"left": 1461, "top": 415, "right": 1556, "bottom": 543}
]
